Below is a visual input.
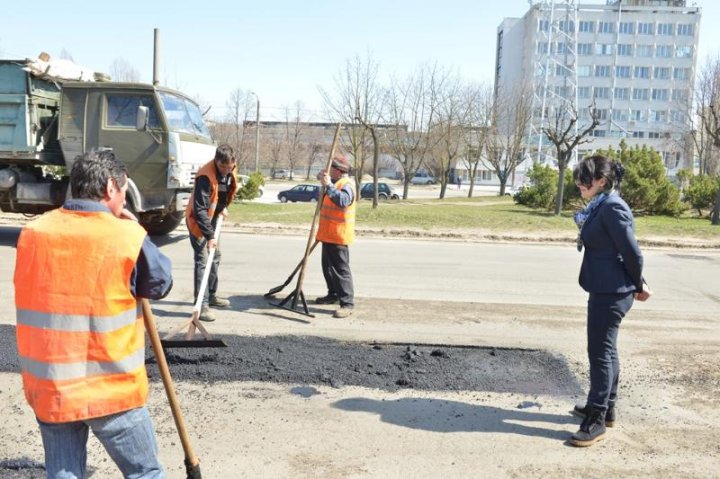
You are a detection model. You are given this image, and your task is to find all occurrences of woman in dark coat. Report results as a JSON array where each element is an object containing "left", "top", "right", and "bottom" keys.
[{"left": 569, "top": 155, "right": 652, "bottom": 447}]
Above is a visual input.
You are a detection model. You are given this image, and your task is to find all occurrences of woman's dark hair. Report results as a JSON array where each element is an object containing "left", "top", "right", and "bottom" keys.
[
  {"left": 70, "top": 150, "right": 128, "bottom": 200},
  {"left": 573, "top": 154, "right": 624, "bottom": 192}
]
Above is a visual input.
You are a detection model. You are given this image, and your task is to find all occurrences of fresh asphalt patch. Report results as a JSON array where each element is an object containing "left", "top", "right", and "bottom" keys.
[{"left": 147, "top": 334, "right": 582, "bottom": 396}]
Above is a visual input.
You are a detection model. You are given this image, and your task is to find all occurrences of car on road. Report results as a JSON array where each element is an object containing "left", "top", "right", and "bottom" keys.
[
  {"left": 277, "top": 184, "right": 320, "bottom": 203},
  {"left": 237, "top": 174, "right": 264, "bottom": 198},
  {"left": 360, "top": 182, "right": 400, "bottom": 200},
  {"left": 410, "top": 171, "right": 436, "bottom": 185},
  {"left": 272, "top": 169, "right": 290, "bottom": 180}
]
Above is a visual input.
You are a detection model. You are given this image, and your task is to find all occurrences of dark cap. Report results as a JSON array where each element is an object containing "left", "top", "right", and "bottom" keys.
[{"left": 331, "top": 155, "right": 350, "bottom": 173}]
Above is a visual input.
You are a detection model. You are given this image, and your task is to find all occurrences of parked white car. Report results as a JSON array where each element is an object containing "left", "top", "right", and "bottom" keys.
[{"left": 410, "top": 171, "right": 436, "bottom": 185}]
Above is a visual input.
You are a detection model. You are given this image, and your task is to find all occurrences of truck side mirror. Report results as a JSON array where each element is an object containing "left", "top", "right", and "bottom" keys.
[{"left": 136, "top": 105, "right": 149, "bottom": 131}]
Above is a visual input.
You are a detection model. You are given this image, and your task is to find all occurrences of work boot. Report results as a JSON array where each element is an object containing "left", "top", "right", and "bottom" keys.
[
  {"left": 199, "top": 307, "right": 216, "bottom": 322},
  {"left": 333, "top": 306, "right": 353, "bottom": 319},
  {"left": 572, "top": 404, "right": 616, "bottom": 427},
  {"left": 209, "top": 296, "right": 230, "bottom": 308},
  {"left": 570, "top": 407, "right": 606, "bottom": 447},
  {"left": 316, "top": 294, "right": 339, "bottom": 305}
]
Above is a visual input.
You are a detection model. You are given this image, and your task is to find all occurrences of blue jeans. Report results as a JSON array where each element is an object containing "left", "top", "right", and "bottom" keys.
[
  {"left": 190, "top": 232, "right": 221, "bottom": 307},
  {"left": 586, "top": 292, "right": 634, "bottom": 410},
  {"left": 38, "top": 406, "right": 164, "bottom": 479}
]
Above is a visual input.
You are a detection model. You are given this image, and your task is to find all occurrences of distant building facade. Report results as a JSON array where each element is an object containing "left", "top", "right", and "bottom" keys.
[{"left": 496, "top": 0, "right": 701, "bottom": 176}]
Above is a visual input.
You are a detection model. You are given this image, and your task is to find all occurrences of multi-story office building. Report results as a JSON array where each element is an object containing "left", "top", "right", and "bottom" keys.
[{"left": 495, "top": 0, "right": 701, "bottom": 176}]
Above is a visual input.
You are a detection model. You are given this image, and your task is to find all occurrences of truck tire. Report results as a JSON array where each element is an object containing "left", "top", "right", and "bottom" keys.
[{"left": 143, "top": 211, "right": 185, "bottom": 236}]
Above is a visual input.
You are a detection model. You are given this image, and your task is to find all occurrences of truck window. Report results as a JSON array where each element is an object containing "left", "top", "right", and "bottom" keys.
[
  {"left": 158, "top": 91, "right": 211, "bottom": 139},
  {"left": 106, "top": 95, "right": 159, "bottom": 128}
]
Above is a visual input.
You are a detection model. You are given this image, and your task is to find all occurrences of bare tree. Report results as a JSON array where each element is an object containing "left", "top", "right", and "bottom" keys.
[
  {"left": 224, "top": 88, "right": 254, "bottom": 171},
  {"left": 109, "top": 58, "right": 140, "bottom": 82},
  {"left": 305, "top": 141, "right": 322, "bottom": 180},
  {"left": 431, "top": 75, "right": 473, "bottom": 199},
  {"left": 484, "top": 83, "right": 533, "bottom": 196},
  {"left": 384, "top": 63, "right": 444, "bottom": 199},
  {"left": 320, "top": 53, "right": 384, "bottom": 191},
  {"left": 461, "top": 82, "right": 493, "bottom": 198},
  {"left": 267, "top": 130, "right": 285, "bottom": 177},
  {"left": 542, "top": 102, "right": 599, "bottom": 215},
  {"left": 695, "top": 55, "right": 720, "bottom": 224},
  {"left": 283, "top": 101, "right": 306, "bottom": 180}
]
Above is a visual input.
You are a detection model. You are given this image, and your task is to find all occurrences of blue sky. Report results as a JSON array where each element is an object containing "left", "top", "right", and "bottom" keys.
[{"left": 1, "top": 0, "right": 716, "bottom": 121}]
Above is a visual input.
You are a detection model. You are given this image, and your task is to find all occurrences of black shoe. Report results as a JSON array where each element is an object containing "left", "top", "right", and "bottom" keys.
[
  {"left": 572, "top": 404, "right": 616, "bottom": 427},
  {"left": 315, "top": 294, "right": 339, "bottom": 305},
  {"left": 570, "top": 407, "right": 607, "bottom": 447}
]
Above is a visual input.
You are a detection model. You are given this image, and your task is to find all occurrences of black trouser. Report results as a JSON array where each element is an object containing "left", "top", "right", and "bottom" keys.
[
  {"left": 586, "top": 292, "right": 634, "bottom": 411},
  {"left": 321, "top": 242, "right": 354, "bottom": 307},
  {"left": 190, "top": 233, "right": 221, "bottom": 307}
]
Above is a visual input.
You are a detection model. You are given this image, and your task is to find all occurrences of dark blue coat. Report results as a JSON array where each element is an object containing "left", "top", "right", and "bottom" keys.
[{"left": 579, "top": 193, "right": 644, "bottom": 294}]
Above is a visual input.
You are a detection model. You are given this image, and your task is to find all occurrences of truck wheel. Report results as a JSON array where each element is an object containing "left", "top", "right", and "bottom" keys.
[{"left": 143, "top": 211, "right": 184, "bottom": 236}]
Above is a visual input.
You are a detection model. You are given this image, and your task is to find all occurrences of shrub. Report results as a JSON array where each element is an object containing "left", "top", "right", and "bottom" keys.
[
  {"left": 514, "top": 163, "right": 579, "bottom": 210},
  {"left": 236, "top": 171, "right": 265, "bottom": 201},
  {"left": 684, "top": 174, "right": 719, "bottom": 217}
]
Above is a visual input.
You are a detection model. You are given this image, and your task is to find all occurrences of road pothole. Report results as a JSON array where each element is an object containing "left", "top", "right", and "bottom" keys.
[{"left": 147, "top": 335, "right": 582, "bottom": 395}]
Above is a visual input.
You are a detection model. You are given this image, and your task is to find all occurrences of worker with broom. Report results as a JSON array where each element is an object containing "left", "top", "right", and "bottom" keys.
[
  {"left": 185, "top": 144, "right": 238, "bottom": 322},
  {"left": 315, "top": 155, "right": 356, "bottom": 318},
  {"left": 14, "top": 150, "right": 173, "bottom": 478}
]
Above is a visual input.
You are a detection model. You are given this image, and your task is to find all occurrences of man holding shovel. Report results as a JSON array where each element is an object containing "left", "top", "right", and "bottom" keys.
[
  {"left": 185, "top": 144, "right": 238, "bottom": 322},
  {"left": 15, "top": 150, "right": 173, "bottom": 478},
  {"left": 316, "top": 155, "right": 356, "bottom": 318}
]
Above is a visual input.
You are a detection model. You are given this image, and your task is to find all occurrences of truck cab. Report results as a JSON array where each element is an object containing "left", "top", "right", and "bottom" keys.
[{"left": 0, "top": 60, "right": 216, "bottom": 235}]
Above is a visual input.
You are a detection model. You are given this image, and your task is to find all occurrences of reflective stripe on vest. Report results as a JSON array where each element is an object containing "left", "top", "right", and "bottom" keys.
[
  {"left": 14, "top": 208, "right": 148, "bottom": 423},
  {"left": 185, "top": 159, "right": 237, "bottom": 240},
  {"left": 316, "top": 177, "right": 356, "bottom": 245}
]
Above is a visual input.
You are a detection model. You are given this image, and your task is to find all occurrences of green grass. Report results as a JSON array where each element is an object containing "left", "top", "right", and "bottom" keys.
[{"left": 228, "top": 196, "right": 720, "bottom": 241}]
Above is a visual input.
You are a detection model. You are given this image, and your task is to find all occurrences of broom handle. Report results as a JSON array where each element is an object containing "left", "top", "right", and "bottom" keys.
[
  {"left": 142, "top": 298, "right": 200, "bottom": 468},
  {"left": 293, "top": 124, "right": 342, "bottom": 300}
]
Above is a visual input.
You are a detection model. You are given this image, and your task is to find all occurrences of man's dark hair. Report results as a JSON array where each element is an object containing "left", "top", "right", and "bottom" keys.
[
  {"left": 70, "top": 150, "right": 128, "bottom": 200},
  {"left": 214, "top": 144, "right": 236, "bottom": 164}
]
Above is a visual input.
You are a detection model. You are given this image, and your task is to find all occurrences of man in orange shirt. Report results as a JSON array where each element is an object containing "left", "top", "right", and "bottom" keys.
[
  {"left": 315, "top": 155, "right": 356, "bottom": 318},
  {"left": 15, "top": 150, "right": 172, "bottom": 478}
]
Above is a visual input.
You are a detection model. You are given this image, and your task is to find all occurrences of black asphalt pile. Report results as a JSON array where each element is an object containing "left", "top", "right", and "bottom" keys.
[{"left": 147, "top": 335, "right": 582, "bottom": 395}]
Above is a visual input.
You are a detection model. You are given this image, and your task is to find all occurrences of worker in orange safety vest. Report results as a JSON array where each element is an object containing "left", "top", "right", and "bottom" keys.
[
  {"left": 315, "top": 154, "right": 356, "bottom": 318},
  {"left": 15, "top": 150, "right": 173, "bottom": 478}
]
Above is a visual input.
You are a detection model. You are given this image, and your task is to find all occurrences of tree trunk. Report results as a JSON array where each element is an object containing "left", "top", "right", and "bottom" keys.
[
  {"left": 712, "top": 188, "right": 720, "bottom": 225},
  {"left": 554, "top": 150, "right": 568, "bottom": 216}
]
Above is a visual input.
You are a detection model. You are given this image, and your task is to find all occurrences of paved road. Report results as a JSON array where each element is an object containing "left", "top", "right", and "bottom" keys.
[{"left": 2, "top": 225, "right": 718, "bottom": 321}]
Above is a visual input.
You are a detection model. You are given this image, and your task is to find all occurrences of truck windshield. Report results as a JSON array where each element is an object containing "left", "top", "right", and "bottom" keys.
[{"left": 158, "top": 91, "right": 211, "bottom": 139}]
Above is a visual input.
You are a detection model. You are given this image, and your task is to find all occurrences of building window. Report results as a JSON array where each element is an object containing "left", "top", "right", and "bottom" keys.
[
  {"left": 593, "top": 129, "right": 607, "bottom": 137},
  {"left": 538, "top": 20, "right": 549, "bottom": 32},
  {"left": 648, "top": 132, "right": 661, "bottom": 139},
  {"left": 558, "top": 20, "right": 574, "bottom": 33},
  {"left": 614, "top": 88, "right": 630, "bottom": 100},
  {"left": 554, "top": 86, "right": 569, "bottom": 97},
  {"left": 617, "top": 44, "right": 633, "bottom": 56},
  {"left": 656, "top": 45, "right": 673, "bottom": 58},
  {"left": 632, "top": 88, "right": 649, "bottom": 101},
  {"left": 537, "top": 42, "right": 549, "bottom": 54},
  {"left": 578, "top": 86, "right": 591, "bottom": 99},
  {"left": 632, "top": 131, "right": 645, "bottom": 138},
  {"left": 677, "top": 24, "right": 694, "bottom": 36},
  {"left": 636, "top": 45, "right": 653, "bottom": 57},
  {"left": 596, "top": 109, "right": 608, "bottom": 120},
  {"left": 634, "top": 66, "right": 650, "bottom": 79},
  {"left": 598, "top": 22, "right": 614, "bottom": 34},
  {"left": 615, "top": 66, "right": 631, "bottom": 78},
  {"left": 652, "top": 88, "right": 669, "bottom": 101},
  {"left": 638, "top": 22, "right": 654, "bottom": 35},
  {"left": 579, "top": 21, "right": 594, "bottom": 33},
  {"left": 595, "top": 65, "right": 611, "bottom": 77},
  {"left": 654, "top": 67, "right": 671, "bottom": 80},
  {"left": 594, "top": 87, "right": 610, "bottom": 99},
  {"left": 555, "top": 64, "right": 571, "bottom": 76},
  {"left": 619, "top": 22, "right": 635, "bottom": 34},
  {"left": 676, "top": 46, "right": 693, "bottom": 58},
  {"left": 673, "top": 68, "right": 690, "bottom": 80},
  {"left": 657, "top": 23, "right": 674, "bottom": 35},
  {"left": 630, "top": 110, "right": 647, "bottom": 122},
  {"left": 612, "top": 109, "right": 628, "bottom": 121},
  {"left": 556, "top": 42, "right": 568, "bottom": 54},
  {"left": 578, "top": 65, "right": 592, "bottom": 77},
  {"left": 578, "top": 43, "right": 593, "bottom": 55},
  {"left": 595, "top": 44, "right": 613, "bottom": 55},
  {"left": 670, "top": 110, "right": 685, "bottom": 123},
  {"left": 649, "top": 110, "right": 667, "bottom": 123},
  {"left": 672, "top": 89, "right": 689, "bottom": 102}
]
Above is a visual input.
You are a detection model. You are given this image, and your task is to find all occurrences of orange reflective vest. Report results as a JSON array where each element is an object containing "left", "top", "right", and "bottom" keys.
[
  {"left": 185, "top": 160, "right": 238, "bottom": 240},
  {"left": 316, "top": 176, "right": 356, "bottom": 245},
  {"left": 15, "top": 208, "right": 148, "bottom": 423}
]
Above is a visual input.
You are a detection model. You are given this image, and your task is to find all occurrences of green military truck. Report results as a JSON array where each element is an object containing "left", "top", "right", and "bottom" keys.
[{"left": 0, "top": 59, "right": 216, "bottom": 235}]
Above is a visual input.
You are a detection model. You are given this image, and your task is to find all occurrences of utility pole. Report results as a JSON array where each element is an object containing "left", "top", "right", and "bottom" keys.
[{"left": 255, "top": 98, "right": 260, "bottom": 172}]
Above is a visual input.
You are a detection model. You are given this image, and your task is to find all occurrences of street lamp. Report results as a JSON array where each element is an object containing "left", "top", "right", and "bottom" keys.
[{"left": 250, "top": 92, "right": 260, "bottom": 172}]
